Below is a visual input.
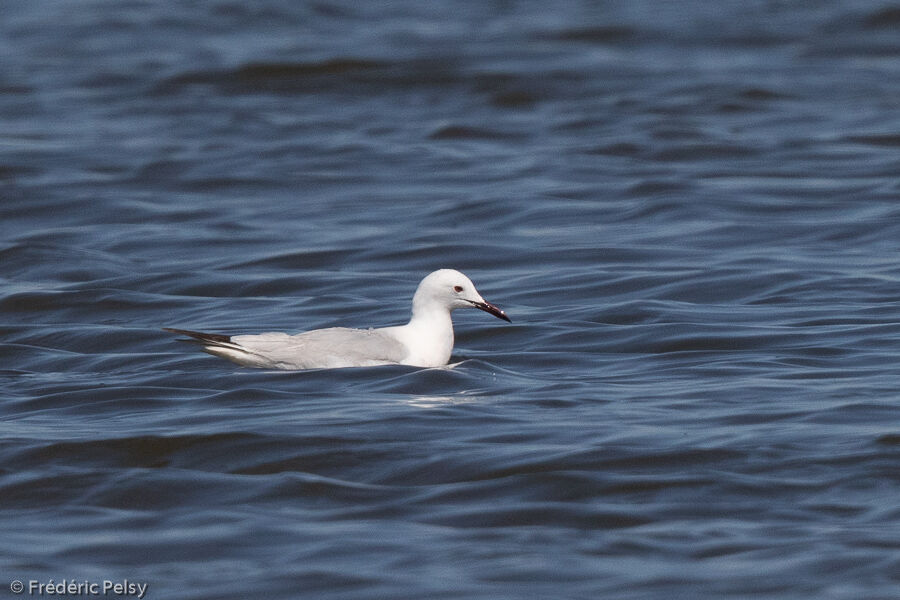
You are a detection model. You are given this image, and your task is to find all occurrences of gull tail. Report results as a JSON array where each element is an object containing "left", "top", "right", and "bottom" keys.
[{"left": 163, "top": 327, "right": 261, "bottom": 366}]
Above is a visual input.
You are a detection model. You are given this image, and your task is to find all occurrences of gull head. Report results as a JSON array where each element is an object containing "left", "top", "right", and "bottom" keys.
[{"left": 413, "top": 269, "right": 511, "bottom": 322}]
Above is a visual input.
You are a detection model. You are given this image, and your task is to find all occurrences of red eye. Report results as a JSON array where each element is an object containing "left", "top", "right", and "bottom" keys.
[{"left": 453, "top": 285, "right": 463, "bottom": 293}]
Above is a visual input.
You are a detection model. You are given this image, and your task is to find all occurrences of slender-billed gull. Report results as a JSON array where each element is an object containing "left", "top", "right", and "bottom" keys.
[{"left": 164, "top": 269, "right": 510, "bottom": 370}]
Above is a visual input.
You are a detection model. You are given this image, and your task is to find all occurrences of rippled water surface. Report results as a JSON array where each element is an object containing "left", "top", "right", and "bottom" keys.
[{"left": 3, "top": 1, "right": 900, "bottom": 598}]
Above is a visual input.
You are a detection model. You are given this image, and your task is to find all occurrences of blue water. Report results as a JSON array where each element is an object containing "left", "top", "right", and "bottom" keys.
[{"left": 2, "top": 1, "right": 900, "bottom": 598}]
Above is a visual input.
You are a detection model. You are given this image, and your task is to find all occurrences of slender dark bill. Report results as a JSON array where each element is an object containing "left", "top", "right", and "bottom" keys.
[{"left": 469, "top": 300, "right": 511, "bottom": 322}]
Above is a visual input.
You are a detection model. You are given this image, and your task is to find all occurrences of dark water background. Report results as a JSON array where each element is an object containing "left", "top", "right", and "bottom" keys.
[{"left": 2, "top": 1, "right": 900, "bottom": 598}]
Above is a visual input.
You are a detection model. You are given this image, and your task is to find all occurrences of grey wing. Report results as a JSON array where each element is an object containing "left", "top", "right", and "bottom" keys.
[{"left": 233, "top": 327, "right": 408, "bottom": 369}]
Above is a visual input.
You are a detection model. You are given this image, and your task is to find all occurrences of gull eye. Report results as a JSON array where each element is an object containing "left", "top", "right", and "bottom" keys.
[{"left": 453, "top": 285, "right": 463, "bottom": 293}]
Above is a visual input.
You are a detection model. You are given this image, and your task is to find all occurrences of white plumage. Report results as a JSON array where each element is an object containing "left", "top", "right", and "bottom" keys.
[{"left": 164, "top": 269, "right": 510, "bottom": 370}]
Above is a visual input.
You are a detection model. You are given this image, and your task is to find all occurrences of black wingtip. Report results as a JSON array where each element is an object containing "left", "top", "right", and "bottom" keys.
[{"left": 163, "top": 327, "right": 233, "bottom": 345}]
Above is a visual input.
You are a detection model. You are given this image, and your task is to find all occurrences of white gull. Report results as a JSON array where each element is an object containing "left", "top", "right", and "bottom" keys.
[{"left": 164, "top": 268, "right": 510, "bottom": 370}]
